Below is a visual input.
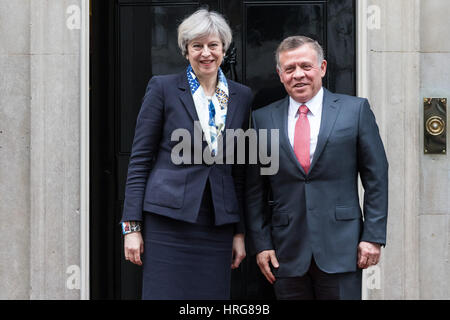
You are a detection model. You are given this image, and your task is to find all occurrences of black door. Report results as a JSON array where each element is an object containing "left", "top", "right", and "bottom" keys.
[{"left": 90, "top": 0, "right": 356, "bottom": 300}]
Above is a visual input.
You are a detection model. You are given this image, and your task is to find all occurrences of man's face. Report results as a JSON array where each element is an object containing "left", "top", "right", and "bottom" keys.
[{"left": 277, "top": 44, "right": 327, "bottom": 103}]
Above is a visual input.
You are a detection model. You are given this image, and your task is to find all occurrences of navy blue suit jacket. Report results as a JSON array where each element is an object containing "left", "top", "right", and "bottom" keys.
[
  {"left": 245, "top": 89, "right": 388, "bottom": 275},
  {"left": 121, "top": 71, "right": 253, "bottom": 233}
]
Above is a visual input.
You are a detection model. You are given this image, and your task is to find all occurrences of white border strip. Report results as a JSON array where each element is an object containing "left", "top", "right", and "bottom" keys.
[{"left": 80, "top": 0, "right": 90, "bottom": 300}]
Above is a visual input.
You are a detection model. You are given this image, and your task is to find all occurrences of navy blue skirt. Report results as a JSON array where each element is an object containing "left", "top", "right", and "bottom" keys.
[{"left": 141, "top": 204, "right": 234, "bottom": 300}]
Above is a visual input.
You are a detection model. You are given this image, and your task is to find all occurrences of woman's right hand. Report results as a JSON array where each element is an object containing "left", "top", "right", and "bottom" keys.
[{"left": 124, "top": 232, "right": 144, "bottom": 266}]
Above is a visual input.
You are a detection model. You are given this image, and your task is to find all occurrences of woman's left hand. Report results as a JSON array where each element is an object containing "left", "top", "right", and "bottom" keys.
[{"left": 231, "top": 233, "right": 246, "bottom": 269}]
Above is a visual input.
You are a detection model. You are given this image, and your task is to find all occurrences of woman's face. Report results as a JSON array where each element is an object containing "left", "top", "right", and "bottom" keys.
[{"left": 186, "top": 34, "right": 224, "bottom": 79}]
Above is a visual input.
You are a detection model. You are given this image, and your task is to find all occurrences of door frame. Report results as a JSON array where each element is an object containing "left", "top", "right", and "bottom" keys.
[
  {"left": 82, "top": 0, "right": 367, "bottom": 300},
  {"left": 80, "top": 0, "right": 90, "bottom": 300}
]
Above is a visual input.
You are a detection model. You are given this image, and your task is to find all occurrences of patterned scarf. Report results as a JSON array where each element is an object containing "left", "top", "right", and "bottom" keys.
[{"left": 186, "top": 65, "right": 229, "bottom": 156}]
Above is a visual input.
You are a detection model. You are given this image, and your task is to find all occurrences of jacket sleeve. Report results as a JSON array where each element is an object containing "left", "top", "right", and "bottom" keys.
[
  {"left": 244, "top": 111, "right": 274, "bottom": 254},
  {"left": 120, "top": 76, "right": 164, "bottom": 223},
  {"left": 357, "top": 99, "right": 389, "bottom": 246},
  {"left": 232, "top": 87, "right": 253, "bottom": 234}
]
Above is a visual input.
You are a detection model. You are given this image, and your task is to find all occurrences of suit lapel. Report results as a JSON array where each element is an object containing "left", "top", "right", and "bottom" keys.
[
  {"left": 271, "top": 89, "right": 341, "bottom": 176},
  {"left": 271, "top": 96, "right": 307, "bottom": 176},
  {"left": 177, "top": 72, "right": 209, "bottom": 152},
  {"left": 225, "top": 82, "right": 238, "bottom": 129},
  {"left": 178, "top": 72, "right": 199, "bottom": 123},
  {"left": 179, "top": 72, "right": 237, "bottom": 130},
  {"left": 309, "top": 88, "right": 341, "bottom": 172}
]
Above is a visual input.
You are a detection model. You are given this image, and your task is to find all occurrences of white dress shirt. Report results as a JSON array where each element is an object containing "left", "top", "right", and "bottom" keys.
[{"left": 287, "top": 87, "right": 324, "bottom": 163}]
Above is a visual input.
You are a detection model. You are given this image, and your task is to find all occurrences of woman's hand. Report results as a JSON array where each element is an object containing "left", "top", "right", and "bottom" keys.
[
  {"left": 124, "top": 232, "right": 144, "bottom": 266},
  {"left": 231, "top": 233, "right": 246, "bottom": 269}
]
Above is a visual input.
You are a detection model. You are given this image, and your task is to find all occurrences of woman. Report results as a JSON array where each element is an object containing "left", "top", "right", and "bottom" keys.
[{"left": 120, "top": 9, "right": 253, "bottom": 300}]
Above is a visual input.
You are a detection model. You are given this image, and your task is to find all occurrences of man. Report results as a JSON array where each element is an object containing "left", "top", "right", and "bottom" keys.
[{"left": 245, "top": 36, "right": 388, "bottom": 300}]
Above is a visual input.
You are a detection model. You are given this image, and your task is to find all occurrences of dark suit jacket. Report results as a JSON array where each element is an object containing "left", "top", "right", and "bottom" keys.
[
  {"left": 121, "top": 71, "right": 253, "bottom": 233},
  {"left": 245, "top": 88, "right": 388, "bottom": 276}
]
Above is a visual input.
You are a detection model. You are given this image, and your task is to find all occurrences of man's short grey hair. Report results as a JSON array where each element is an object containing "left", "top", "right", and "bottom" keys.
[
  {"left": 275, "top": 36, "right": 324, "bottom": 70},
  {"left": 178, "top": 9, "right": 232, "bottom": 57}
]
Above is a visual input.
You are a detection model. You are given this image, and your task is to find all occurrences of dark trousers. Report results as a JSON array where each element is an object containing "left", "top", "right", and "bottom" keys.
[{"left": 273, "top": 258, "right": 362, "bottom": 300}]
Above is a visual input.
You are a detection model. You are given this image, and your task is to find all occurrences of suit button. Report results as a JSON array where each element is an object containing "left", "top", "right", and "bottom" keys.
[{"left": 305, "top": 179, "right": 309, "bottom": 184}]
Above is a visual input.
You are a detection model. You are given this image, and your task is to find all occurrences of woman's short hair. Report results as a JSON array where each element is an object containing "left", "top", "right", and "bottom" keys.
[
  {"left": 275, "top": 36, "right": 324, "bottom": 70},
  {"left": 178, "top": 9, "right": 232, "bottom": 57}
]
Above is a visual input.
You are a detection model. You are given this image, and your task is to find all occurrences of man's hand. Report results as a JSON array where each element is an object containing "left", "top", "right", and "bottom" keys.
[
  {"left": 124, "top": 232, "right": 144, "bottom": 266},
  {"left": 231, "top": 233, "right": 246, "bottom": 269},
  {"left": 357, "top": 241, "right": 381, "bottom": 269},
  {"left": 256, "top": 250, "right": 279, "bottom": 284}
]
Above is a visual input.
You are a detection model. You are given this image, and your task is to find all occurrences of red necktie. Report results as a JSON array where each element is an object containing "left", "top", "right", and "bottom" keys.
[{"left": 294, "top": 105, "right": 310, "bottom": 173}]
